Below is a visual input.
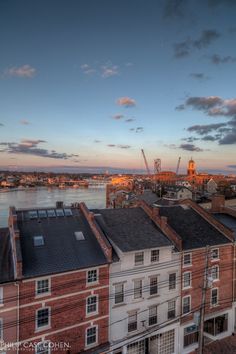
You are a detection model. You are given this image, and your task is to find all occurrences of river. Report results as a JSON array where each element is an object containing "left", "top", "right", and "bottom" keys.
[{"left": 0, "top": 186, "right": 106, "bottom": 227}]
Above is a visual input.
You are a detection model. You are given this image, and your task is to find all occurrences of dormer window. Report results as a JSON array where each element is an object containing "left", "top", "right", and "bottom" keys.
[
  {"left": 33, "top": 236, "right": 44, "bottom": 247},
  {"left": 28, "top": 210, "right": 38, "bottom": 219}
]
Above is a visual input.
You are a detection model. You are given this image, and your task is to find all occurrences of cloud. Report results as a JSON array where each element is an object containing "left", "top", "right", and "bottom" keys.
[
  {"left": 0, "top": 140, "right": 78, "bottom": 160},
  {"left": 125, "top": 118, "right": 135, "bottom": 123},
  {"left": 190, "top": 73, "right": 209, "bottom": 80},
  {"left": 187, "top": 123, "right": 227, "bottom": 135},
  {"left": 174, "top": 30, "right": 220, "bottom": 58},
  {"left": 80, "top": 64, "right": 96, "bottom": 75},
  {"left": 228, "top": 165, "right": 236, "bottom": 168},
  {"left": 117, "top": 97, "right": 136, "bottom": 107},
  {"left": 179, "top": 143, "right": 204, "bottom": 152},
  {"left": 182, "top": 137, "right": 200, "bottom": 142},
  {"left": 208, "top": 0, "right": 236, "bottom": 7},
  {"left": 112, "top": 114, "right": 124, "bottom": 120},
  {"left": 94, "top": 140, "right": 101, "bottom": 143},
  {"left": 163, "top": 0, "right": 186, "bottom": 18},
  {"left": 136, "top": 127, "right": 144, "bottom": 133},
  {"left": 5, "top": 65, "right": 36, "bottom": 78},
  {"left": 210, "top": 54, "right": 236, "bottom": 64},
  {"left": 19, "top": 119, "right": 30, "bottom": 125},
  {"left": 129, "top": 128, "right": 135, "bottom": 131},
  {"left": 107, "top": 144, "right": 131, "bottom": 149},
  {"left": 201, "top": 135, "right": 219, "bottom": 141},
  {"left": 219, "top": 130, "right": 236, "bottom": 144},
  {"left": 101, "top": 64, "right": 119, "bottom": 78},
  {"left": 0, "top": 123, "right": 4, "bottom": 126}
]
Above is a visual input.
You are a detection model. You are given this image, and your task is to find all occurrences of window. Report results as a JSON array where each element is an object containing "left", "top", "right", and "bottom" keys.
[
  {"left": 133, "top": 280, "right": 142, "bottom": 299},
  {"left": 211, "top": 248, "right": 219, "bottom": 260},
  {"left": 86, "top": 295, "right": 98, "bottom": 314},
  {"left": 182, "top": 296, "right": 191, "bottom": 314},
  {"left": 38, "top": 210, "right": 47, "bottom": 219},
  {"left": 47, "top": 209, "right": 56, "bottom": 218},
  {"left": 87, "top": 269, "right": 98, "bottom": 284},
  {"left": 35, "top": 341, "right": 50, "bottom": 354},
  {"left": 183, "top": 272, "right": 191, "bottom": 289},
  {"left": 114, "top": 283, "right": 124, "bottom": 304},
  {"left": 86, "top": 326, "right": 97, "bottom": 346},
  {"left": 128, "top": 312, "right": 137, "bottom": 332},
  {"left": 150, "top": 276, "right": 158, "bottom": 296},
  {"left": 0, "top": 287, "right": 3, "bottom": 305},
  {"left": 167, "top": 300, "right": 176, "bottom": 319},
  {"left": 29, "top": 210, "right": 38, "bottom": 219},
  {"left": 56, "top": 209, "right": 64, "bottom": 217},
  {"left": 64, "top": 208, "right": 72, "bottom": 216},
  {"left": 149, "top": 306, "right": 157, "bottom": 326},
  {"left": 184, "top": 325, "right": 199, "bottom": 347},
  {"left": 33, "top": 236, "right": 44, "bottom": 247},
  {"left": 169, "top": 273, "right": 176, "bottom": 290},
  {"left": 127, "top": 340, "right": 145, "bottom": 354},
  {"left": 183, "top": 253, "right": 192, "bottom": 266},
  {"left": 211, "top": 288, "right": 218, "bottom": 306},
  {"left": 134, "top": 252, "right": 144, "bottom": 266},
  {"left": 211, "top": 265, "right": 219, "bottom": 281},
  {"left": 204, "top": 314, "right": 228, "bottom": 336},
  {"left": 0, "top": 318, "right": 3, "bottom": 340},
  {"left": 36, "top": 279, "right": 50, "bottom": 296},
  {"left": 75, "top": 231, "right": 85, "bottom": 241},
  {"left": 36, "top": 308, "right": 50, "bottom": 329},
  {"left": 151, "top": 249, "right": 159, "bottom": 263}
]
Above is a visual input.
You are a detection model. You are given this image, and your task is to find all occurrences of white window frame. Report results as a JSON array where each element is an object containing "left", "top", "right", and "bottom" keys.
[
  {"left": 149, "top": 305, "right": 158, "bottom": 326},
  {"left": 167, "top": 300, "right": 176, "bottom": 319},
  {"left": 86, "top": 295, "right": 98, "bottom": 316},
  {"left": 211, "top": 265, "right": 219, "bottom": 281},
  {"left": 128, "top": 311, "right": 138, "bottom": 332},
  {"left": 183, "top": 253, "right": 192, "bottom": 267},
  {"left": 35, "top": 278, "right": 51, "bottom": 297},
  {"left": 151, "top": 249, "right": 160, "bottom": 263},
  {"left": 211, "top": 248, "right": 219, "bottom": 261},
  {"left": 35, "top": 341, "right": 51, "bottom": 354},
  {"left": 0, "top": 318, "right": 3, "bottom": 341},
  {"left": 182, "top": 295, "right": 191, "bottom": 315},
  {"left": 0, "top": 287, "right": 3, "bottom": 306},
  {"left": 114, "top": 283, "right": 125, "bottom": 305},
  {"left": 149, "top": 275, "right": 158, "bottom": 296},
  {"left": 36, "top": 307, "right": 51, "bottom": 331},
  {"left": 133, "top": 279, "right": 142, "bottom": 299},
  {"left": 85, "top": 325, "right": 98, "bottom": 348},
  {"left": 169, "top": 273, "right": 176, "bottom": 290},
  {"left": 87, "top": 268, "right": 98, "bottom": 285},
  {"left": 134, "top": 252, "right": 144, "bottom": 266},
  {"left": 211, "top": 288, "right": 219, "bottom": 307},
  {"left": 183, "top": 271, "right": 191, "bottom": 289}
]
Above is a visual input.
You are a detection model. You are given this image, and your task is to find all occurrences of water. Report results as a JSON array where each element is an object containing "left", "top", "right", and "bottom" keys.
[{"left": 0, "top": 187, "right": 106, "bottom": 227}]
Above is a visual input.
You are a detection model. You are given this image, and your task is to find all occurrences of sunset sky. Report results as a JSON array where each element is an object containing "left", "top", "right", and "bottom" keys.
[{"left": 0, "top": 0, "right": 236, "bottom": 174}]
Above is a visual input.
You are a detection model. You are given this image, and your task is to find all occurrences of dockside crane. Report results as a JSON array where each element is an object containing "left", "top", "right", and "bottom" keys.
[
  {"left": 141, "top": 149, "right": 151, "bottom": 175},
  {"left": 176, "top": 156, "right": 181, "bottom": 175}
]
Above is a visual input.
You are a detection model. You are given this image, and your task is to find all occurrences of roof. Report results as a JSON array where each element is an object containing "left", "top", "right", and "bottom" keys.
[
  {"left": 0, "top": 228, "right": 14, "bottom": 283},
  {"left": 166, "top": 185, "right": 192, "bottom": 193},
  {"left": 16, "top": 207, "right": 108, "bottom": 278},
  {"left": 154, "top": 198, "right": 180, "bottom": 206},
  {"left": 95, "top": 207, "right": 172, "bottom": 252},
  {"left": 159, "top": 205, "right": 231, "bottom": 250},
  {"left": 213, "top": 213, "right": 236, "bottom": 240},
  {"left": 136, "top": 190, "right": 158, "bottom": 206}
]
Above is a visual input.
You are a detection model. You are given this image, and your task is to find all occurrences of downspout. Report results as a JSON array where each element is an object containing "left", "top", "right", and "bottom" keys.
[{"left": 14, "top": 281, "right": 19, "bottom": 354}]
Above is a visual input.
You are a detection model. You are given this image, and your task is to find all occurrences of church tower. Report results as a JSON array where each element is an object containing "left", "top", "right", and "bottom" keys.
[{"left": 187, "top": 158, "right": 196, "bottom": 176}]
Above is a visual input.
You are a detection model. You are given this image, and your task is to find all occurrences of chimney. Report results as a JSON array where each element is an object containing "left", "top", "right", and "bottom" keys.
[
  {"left": 56, "top": 201, "right": 64, "bottom": 209},
  {"left": 79, "top": 202, "right": 112, "bottom": 262},
  {"left": 211, "top": 194, "right": 225, "bottom": 213},
  {"left": 8, "top": 207, "right": 22, "bottom": 278}
]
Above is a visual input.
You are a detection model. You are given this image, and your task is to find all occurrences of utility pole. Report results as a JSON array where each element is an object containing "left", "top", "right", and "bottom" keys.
[{"left": 198, "top": 246, "right": 209, "bottom": 354}]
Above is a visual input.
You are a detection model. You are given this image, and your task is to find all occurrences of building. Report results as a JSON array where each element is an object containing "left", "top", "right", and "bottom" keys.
[
  {"left": 7, "top": 203, "right": 112, "bottom": 354},
  {"left": 0, "top": 228, "right": 18, "bottom": 354},
  {"left": 164, "top": 186, "right": 192, "bottom": 200},
  {"left": 187, "top": 159, "right": 196, "bottom": 177},
  {"left": 206, "top": 178, "right": 218, "bottom": 194},
  {"left": 95, "top": 207, "right": 181, "bottom": 354},
  {"left": 159, "top": 200, "right": 234, "bottom": 354}
]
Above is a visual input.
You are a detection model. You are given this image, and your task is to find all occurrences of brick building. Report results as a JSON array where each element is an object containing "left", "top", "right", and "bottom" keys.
[{"left": 7, "top": 203, "right": 112, "bottom": 354}]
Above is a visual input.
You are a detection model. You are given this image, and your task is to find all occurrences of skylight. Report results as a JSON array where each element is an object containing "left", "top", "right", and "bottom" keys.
[
  {"left": 38, "top": 210, "right": 47, "bottom": 218},
  {"left": 47, "top": 209, "right": 56, "bottom": 217},
  {"left": 64, "top": 208, "right": 72, "bottom": 216},
  {"left": 75, "top": 231, "right": 85, "bottom": 241},
  {"left": 33, "top": 235, "right": 45, "bottom": 247},
  {"left": 28, "top": 210, "right": 38, "bottom": 219},
  {"left": 56, "top": 209, "right": 64, "bottom": 217}
]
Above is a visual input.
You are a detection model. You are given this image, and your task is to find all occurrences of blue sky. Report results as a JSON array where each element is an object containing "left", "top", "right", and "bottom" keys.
[{"left": 0, "top": 0, "right": 236, "bottom": 174}]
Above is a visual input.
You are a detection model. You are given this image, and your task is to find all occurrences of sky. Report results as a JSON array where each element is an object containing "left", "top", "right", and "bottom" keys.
[{"left": 0, "top": 0, "right": 236, "bottom": 174}]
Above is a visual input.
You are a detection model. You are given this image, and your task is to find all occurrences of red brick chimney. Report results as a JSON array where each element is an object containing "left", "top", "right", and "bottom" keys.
[{"left": 211, "top": 194, "right": 225, "bottom": 213}]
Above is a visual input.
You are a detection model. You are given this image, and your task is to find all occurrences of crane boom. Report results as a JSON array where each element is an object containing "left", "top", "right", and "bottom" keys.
[
  {"left": 176, "top": 156, "right": 181, "bottom": 175},
  {"left": 141, "top": 149, "right": 151, "bottom": 175}
]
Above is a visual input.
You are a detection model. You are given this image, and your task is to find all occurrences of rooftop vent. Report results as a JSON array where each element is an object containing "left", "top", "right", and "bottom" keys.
[
  {"left": 47, "top": 209, "right": 56, "bottom": 218},
  {"left": 33, "top": 235, "right": 45, "bottom": 247},
  {"left": 56, "top": 209, "right": 64, "bottom": 217},
  {"left": 64, "top": 208, "right": 72, "bottom": 216},
  {"left": 75, "top": 231, "right": 85, "bottom": 241},
  {"left": 28, "top": 210, "right": 38, "bottom": 219},
  {"left": 180, "top": 204, "right": 189, "bottom": 210},
  {"left": 38, "top": 210, "right": 47, "bottom": 218}
]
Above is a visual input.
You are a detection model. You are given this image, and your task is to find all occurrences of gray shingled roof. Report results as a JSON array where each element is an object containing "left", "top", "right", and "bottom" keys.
[
  {"left": 213, "top": 213, "right": 236, "bottom": 240},
  {"left": 96, "top": 207, "right": 172, "bottom": 252},
  {"left": 0, "top": 228, "right": 14, "bottom": 283},
  {"left": 159, "top": 206, "right": 231, "bottom": 250},
  {"left": 16, "top": 208, "right": 108, "bottom": 278}
]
